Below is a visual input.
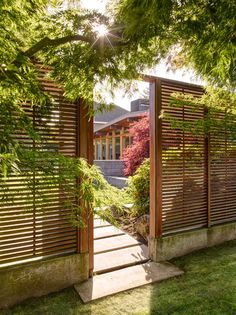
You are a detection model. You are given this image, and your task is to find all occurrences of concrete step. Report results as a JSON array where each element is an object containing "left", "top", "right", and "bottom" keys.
[
  {"left": 94, "top": 218, "right": 111, "bottom": 228},
  {"left": 94, "top": 234, "right": 141, "bottom": 254},
  {"left": 75, "top": 261, "right": 184, "bottom": 303},
  {"left": 94, "top": 244, "right": 149, "bottom": 274},
  {"left": 94, "top": 225, "right": 125, "bottom": 240}
]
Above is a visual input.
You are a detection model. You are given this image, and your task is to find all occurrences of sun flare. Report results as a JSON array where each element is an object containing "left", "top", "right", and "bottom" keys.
[{"left": 93, "top": 24, "right": 109, "bottom": 37}]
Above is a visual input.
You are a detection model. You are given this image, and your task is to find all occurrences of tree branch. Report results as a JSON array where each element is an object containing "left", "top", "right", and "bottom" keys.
[
  {"left": 23, "top": 35, "right": 94, "bottom": 57},
  {"left": 0, "top": 32, "right": 129, "bottom": 82},
  {"left": 23, "top": 33, "right": 129, "bottom": 58}
]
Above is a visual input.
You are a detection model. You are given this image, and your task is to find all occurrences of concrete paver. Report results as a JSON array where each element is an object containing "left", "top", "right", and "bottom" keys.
[
  {"left": 94, "top": 234, "right": 141, "bottom": 254},
  {"left": 94, "top": 225, "right": 125, "bottom": 240},
  {"left": 94, "top": 244, "right": 149, "bottom": 274},
  {"left": 75, "top": 217, "right": 184, "bottom": 303},
  {"left": 75, "top": 261, "right": 184, "bottom": 303}
]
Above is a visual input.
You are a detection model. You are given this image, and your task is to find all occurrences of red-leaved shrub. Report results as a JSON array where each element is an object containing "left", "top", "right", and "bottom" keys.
[{"left": 122, "top": 114, "right": 150, "bottom": 176}]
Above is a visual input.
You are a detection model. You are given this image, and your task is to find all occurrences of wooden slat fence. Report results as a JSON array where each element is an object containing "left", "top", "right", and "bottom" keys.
[
  {"left": 150, "top": 77, "right": 236, "bottom": 237},
  {"left": 210, "top": 112, "right": 236, "bottom": 225},
  {"left": 161, "top": 80, "right": 207, "bottom": 234},
  {"left": 0, "top": 64, "right": 87, "bottom": 266}
]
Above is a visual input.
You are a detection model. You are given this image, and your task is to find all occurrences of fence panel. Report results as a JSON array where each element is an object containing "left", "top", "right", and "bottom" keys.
[
  {"left": 0, "top": 65, "right": 78, "bottom": 265},
  {"left": 210, "top": 112, "right": 236, "bottom": 225},
  {"left": 160, "top": 79, "right": 208, "bottom": 235}
]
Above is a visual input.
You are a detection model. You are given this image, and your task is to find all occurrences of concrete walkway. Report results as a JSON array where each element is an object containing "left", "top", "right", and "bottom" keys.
[
  {"left": 75, "top": 217, "right": 183, "bottom": 303},
  {"left": 93, "top": 217, "right": 149, "bottom": 274}
]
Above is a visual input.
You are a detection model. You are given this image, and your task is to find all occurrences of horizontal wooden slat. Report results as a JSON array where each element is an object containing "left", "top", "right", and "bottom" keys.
[
  {"left": 0, "top": 64, "right": 79, "bottom": 266},
  {"left": 210, "top": 111, "right": 236, "bottom": 226},
  {"left": 160, "top": 79, "right": 207, "bottom": 234},
  {"left": 156, "top": 78, "right": 236, "bottom": 236}
]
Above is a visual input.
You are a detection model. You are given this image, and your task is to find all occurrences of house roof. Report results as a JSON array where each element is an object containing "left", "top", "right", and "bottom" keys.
[
  {"left": 94, "top": 103, "right": 129, "bottom": 123},
  {"left": 94, "top": 110, "right": 147, "bottom": 133}
]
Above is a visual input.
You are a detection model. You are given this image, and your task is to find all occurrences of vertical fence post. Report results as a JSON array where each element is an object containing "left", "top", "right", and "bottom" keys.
[
  {"left": 205, "top": 109, "right": 211, "bottom": 227},
  {"left": 149, "top": 78, "right": 163, "bottom": 238},
  {"left": 77, "top": 99, "right": 94, "bottom": 276}
]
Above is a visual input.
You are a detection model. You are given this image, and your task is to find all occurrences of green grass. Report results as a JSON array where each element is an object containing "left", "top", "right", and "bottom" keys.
[{"left": 1, "top": 240, "right": 236, "bottom": 315}]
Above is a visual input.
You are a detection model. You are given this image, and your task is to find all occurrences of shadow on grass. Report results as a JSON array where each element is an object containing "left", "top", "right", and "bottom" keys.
[
  {"left": 1, "top": 240, "right": 236, "bottom": 315},
  {"left": 148, "top": 240, "right": 236, "bottom": 315}
]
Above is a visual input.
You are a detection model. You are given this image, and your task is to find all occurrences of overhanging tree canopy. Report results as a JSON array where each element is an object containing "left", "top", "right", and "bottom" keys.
[
  {"left": 0, "top": 0, "right": 235, "bottom": 177},
  {"left": 116, "top": 0, "right": 236, "bottom": 89}
]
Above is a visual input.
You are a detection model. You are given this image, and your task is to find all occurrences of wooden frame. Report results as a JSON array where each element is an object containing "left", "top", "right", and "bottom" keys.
[
  {"left": 4, "top": 70, "right": 235, "bottom": 270},
  {"left": 204, "top": 109, "right": 211, "bottom": 228},
  {"left": 112, "top": 130, "right": 116, "bottom": 160},
  {"left": 149, "top": 78, "right": 163, "bottom": 238},
  {"left": 77, "top": 99, "right": 94, "bottom": 276}
]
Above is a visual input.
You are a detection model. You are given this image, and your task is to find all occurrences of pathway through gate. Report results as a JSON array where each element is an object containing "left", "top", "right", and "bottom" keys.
[
  {"left": 75, "top": 217, "right": 183, "bottom": 303},
  {"left": 93, "top": 217, "right": 149, "bottom": 273}
]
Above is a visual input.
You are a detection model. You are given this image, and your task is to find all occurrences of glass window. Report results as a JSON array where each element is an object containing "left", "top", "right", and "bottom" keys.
[
  {"left": 115, "top": 137, "right": 120, "bottom": 159},
  {"left": 96, "top": 143, "right": 100, "bottom": 160},
  {"left": 102, "top": 140, "right": 106, "bottom": 160},
  {"left": 125, "top": 137, "right": 130, "bottom": 148},
  {"left": 108, "top": 139, "right": 112, "bottom": 159}
]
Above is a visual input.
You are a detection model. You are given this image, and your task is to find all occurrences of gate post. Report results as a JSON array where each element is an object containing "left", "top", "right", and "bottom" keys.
[
  {"left": 205, "top": 109, "right": 211, "bottom": 227},
  {"left": 149, "top": 78, "right": 163, "bottom": 239},
  {"left": 77, "top": 99, "right": 94, "bottom": 276}
]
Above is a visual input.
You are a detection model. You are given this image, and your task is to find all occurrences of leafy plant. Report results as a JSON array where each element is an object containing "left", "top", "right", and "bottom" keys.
[
  {"left": 117, "top": 0, "right": 236, "bottom": 89},
  {"left": 1, "top": 0, "right": 235, "bottom": 180},
  {"left": 0, "top": 149, "right": 128, "bottom": 227},
  {"left": 126, "top": 158, "right": 150, "bottom": 217},
  {"left": 168, "top": 89, "right": 236, "bottom": 138},
  {"left": 122, "top": 114, "right": 150, "bottom": 176}
]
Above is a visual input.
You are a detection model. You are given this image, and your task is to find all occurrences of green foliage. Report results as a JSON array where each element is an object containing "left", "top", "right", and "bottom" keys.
[
  {"left": 0, "top": 0, "right": 156, "bottom": 180},
  {"left": 168, "top": 88, "right": 236, "bottom": 137},
  {"left": 93, "top": 173, "right": 131, "bottom": 226},
  {"left": 117, "top": 0, "right": 236, "bottom": 89},
  {"left": 126, "top": 158, "right": 150, "bottom": 217},
  {"left": 1, "top": 0, "right": 235, "bottom": 227},
  {"left": 1, "top": 0, "right": 235, "bottom": 176},
  {"left": 0, "top": 0, "right": 134, "bottom": 225},
  {"left": 0, "top": 150, "right": 128, "bottom": 227},
  {"left": 172, "top": 87, "right": 236, "bottom": 114}
]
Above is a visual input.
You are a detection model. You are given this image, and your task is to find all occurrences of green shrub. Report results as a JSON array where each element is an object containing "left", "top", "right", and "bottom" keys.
[
  {"left": 126, "top": 158, "right": 150, "bottom": 217},
  {"left": 0, "top": 151, "right": 130, "bottom": 228},
  {"left": 93, "top": 171, "right": 132, "bottom": 226}
]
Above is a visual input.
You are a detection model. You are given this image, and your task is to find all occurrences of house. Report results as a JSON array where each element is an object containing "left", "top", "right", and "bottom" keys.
[
  {"left": 94, "top": 98, "right": 149, "bottom": 160},
  {"left": 94, "top": 99, "right": 149, "bottom": 187},
  {"left": 94, "top": 102, "right": 129, "bottom": 132}
]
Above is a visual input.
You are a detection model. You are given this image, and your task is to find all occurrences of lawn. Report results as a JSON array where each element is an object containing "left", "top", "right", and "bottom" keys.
[{"left": 1, "top": 240, "right": 236, "bottom": 315}]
